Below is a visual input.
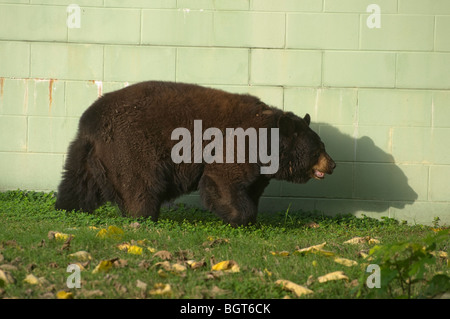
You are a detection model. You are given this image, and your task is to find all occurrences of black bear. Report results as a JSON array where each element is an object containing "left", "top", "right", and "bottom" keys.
[{"left": 55, "top": 81, "right": 335, "bottom": 226}]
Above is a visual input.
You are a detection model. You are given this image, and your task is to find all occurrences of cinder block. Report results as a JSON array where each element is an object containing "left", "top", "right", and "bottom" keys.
[
  {"left": 0, "top": 116, "right": 27, "bottom": 152},
  {"left": 0, "top": 4, "right": 67, "bottom": 42},
  {"left": 142, "top": 9, "right": 214, "bottom": 46},
  {"left": 262, "top": 180, "right": 282, "bottom": 197},
  {"left": 104, "top": 46, "right": 176, "bottom": 82},
  {"left": 354, "top": 163, "right": 425, "bottom": 201},
  {"left": 430, "top": 129, "right": 450, "bottom": 164},
  {"left": 0, "top": 152, "right": 64, "bottom": 191},
  {"left": 177, "top": 48, "right": 249, "bottom": 85},
  {"left": 68, "top": 7, "right": 141, "bottom": 44},
  {"left": 177, "top": 0, "right": 214, "bottom": 9},
  {"left": 435, "top": 16, "right": 450, "bottom": 52},
  {"left": 209, "top": 85, "right": 283, "bottom": 109},
  {"left": 284, "top": 87, "right": 317, "bottom": 118},
  {"left": 429, "top": 166, "right": 450, "bottom": 201},
  {"left": 356, "top": 127, "right": 395, "bottom": 163},
  {"left": 433, "top": 91, "right": 450, "bottom": 128},
  {"left": 0, "top": 79, "right": 29, "bottom": 115},
  {"left": 215, "top": 0, "right": 249, "bottom": 10},
  {"left": 65, "top": 81, "right": 101, "bottom": 117},
  {"left": 251, "top": 49, "right": 322, "bottom": 86},
  {"left": 28, "top": 117, "right": 79, "bottom": 153},
  {"left": 392, "top": 127, "right": 450, "bottom": 164},
  {"left": 358, "top": 89, "right": 432, "bottom": 126},
  {"left": 251, "top": 0, "right": 322, "bottom": 12},
  {"left": 0, "top": 0, "right": 29, "bottom": 3},
  {"left": 31, "top": 43, "right": 103, "bottom": 81},
  {"left": 0, "top": 41, "right": 30, "bottom": 78},
  {"left": 396, "top": 53, "right": 450, "bottom": 89},
  {"left": 27, "top": 79, "right": 65, "bottom": 117},
  {"left": 319, "top": 125, "right": 355, "bottom": 162},
  {"left": 214, "top": 11, "right": 285, "bottom": 48},
  {"left": 287, "top": 13, "right": 359, "bottom": 50},
  {"left": 284, "top": 88, "right": 357, "bottom": 125},
  {"left": 398, "top": 0, "right": 450, "bottom": 14},
  {"left": 323, "top": 51, "right": 396, "bottom": 88},
  {"left": 392, "top": 127, "right": 432, "bottom": 163},
  {"left": 104, "top": 0, "right": 176, "bottom": 8},
  {"left": 390, "top": 202, "right": 450, "bottom": 226},
  {"left": 324, "top": 0, "right": 398, "bottom": 13},
  {"left": 30, "top": 0, "right": 103, "bottom": 5},
  {"left": 360, "top": 14, "right": 434, "bottom": 51},
  {"left": 315, "top": 199, "right": 390, "bottom": 217},
  {"left": 0, "top": 78, "right": 64, "bottom": 117}
]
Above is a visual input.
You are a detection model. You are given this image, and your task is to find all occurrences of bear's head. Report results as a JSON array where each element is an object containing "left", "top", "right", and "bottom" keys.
[{"left": 275, "top": 112, "right": 335, "bottom": 183}]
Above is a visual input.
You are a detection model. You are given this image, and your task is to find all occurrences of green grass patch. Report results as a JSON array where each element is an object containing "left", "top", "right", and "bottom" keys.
[{"left": 0, "top": 190, "right": 448, "bottom": 299}]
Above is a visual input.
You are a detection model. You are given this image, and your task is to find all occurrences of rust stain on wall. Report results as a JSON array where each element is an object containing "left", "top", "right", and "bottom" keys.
[
  {"left": 0, "top": 77, "right": 4, "bottom": 98},
  {"left": 49, "top": 79, "right": 54, "bottom": 113}
]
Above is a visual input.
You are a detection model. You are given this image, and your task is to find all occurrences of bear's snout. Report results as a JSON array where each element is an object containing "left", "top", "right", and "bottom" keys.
[{"left": 311, "top": 153, "right": 335, "bottom": 180}]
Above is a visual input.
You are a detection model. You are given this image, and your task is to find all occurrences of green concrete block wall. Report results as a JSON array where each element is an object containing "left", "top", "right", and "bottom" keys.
[{"left": 0, "top": 1, "right": 449, "bottom": 225}]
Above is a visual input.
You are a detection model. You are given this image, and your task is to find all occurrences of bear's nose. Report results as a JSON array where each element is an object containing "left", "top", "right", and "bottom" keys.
[
  {"left": 331, "top": 161, "right": 336, "bottom": 170},
  {"left": 328, "top": 159, "right": 336, "bottom": 173}
]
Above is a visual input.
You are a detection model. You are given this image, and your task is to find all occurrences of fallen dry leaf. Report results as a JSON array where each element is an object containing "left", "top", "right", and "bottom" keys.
[
  {"left": 149, "top": 283, "right": 172, "bottom": 296},
  {"left": 136, "top": 280, "right": 147, "bottom": 290},
  {"left": 56, "top": 290, "right": 74, "bottom": 299},
  {"left": 81, "top": 290, "right": 104, "bottom": 298},
  {"left": 305, "top": 221, "right": 320, "bottom": 228},
  {"left": 129, "top": 222, "right": 141, "bottom": 229},
  {"left": 296, "top": 242, "right": 326, "bottom": 252},
  {"left": 117, "top": 243, "right": 143, "bottom": 255},
  {"left": 0, "top": 269, "right": 15, "bottom": 285},
  {"left": 270, "top": 251, "right": 290, "bottom": 257},
  {"left": 68, "top": 251, "right": 92, "bottom": 261},
  {"left": 294, "top": 242, "right": 334, "bottom": 257},
  {"left": 92, "top": 259, "right": 117, "bottom": 274},
  {"left": 113, "top": 258, "right": 128, "bottom": 268},
  {"left": 343, "top": 236, "right": 380, "bottom": 245},
  {"left": 0, "top": 264, "right": 18, "bottom": 271},
  {"left": 48, "top": 231, "right": 72, "bottom": 241},
  {"left": 96, "top": 225, "right": 124, "bottom": 239},
  {"left": 171, "top": 263, "right": 187, "bottom": 272},
  {"left": 61, "top": 235, "right": 74, "bottom": 251},
  {"left": 70, "top": 262, "right": 87, "bottom": 271},
  {"left": 333, "top": 257, "right": 358, "bottom": 267},
  {"left": 275, "top": 279, "right": 313, "bottom": 297},
  {"left": 318, "top": 271, "right": 349, "bottom": 283},
  {"left": 211, "top": 260, "right": 240, "bottom": 273},
  {"left": 186, "top": 260, "right": 206, "bottom": 270},
  {"left": 23, "top": 274, "right": 40, "bottom": 285},
  {"left": 153, "top": 250, "right": 172, "bottom": 260},
  {"left": 430, "top": 251, "right": 448, "bottom": 259},
  {"left": 155, "top": 261, "right": 187, "bottom": 276}
]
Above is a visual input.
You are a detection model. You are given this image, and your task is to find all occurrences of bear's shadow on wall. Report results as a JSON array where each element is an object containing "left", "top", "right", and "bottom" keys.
[{"left": 262, "top": 123, "right": 419, "bottom": 216}]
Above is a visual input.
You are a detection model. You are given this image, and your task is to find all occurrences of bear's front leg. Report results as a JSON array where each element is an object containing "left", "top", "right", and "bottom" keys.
[{"left": 199, "top": 172, "right": 257, "bottom": 227}]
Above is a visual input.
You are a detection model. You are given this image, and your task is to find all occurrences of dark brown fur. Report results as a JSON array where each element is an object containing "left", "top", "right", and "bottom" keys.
[{"left": 55, "top": 81, "right": 335, "bottom": 226}]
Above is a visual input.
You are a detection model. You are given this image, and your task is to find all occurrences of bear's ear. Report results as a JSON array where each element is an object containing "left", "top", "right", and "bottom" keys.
[
  {"left": 304, "top": 114, "right": 311, "bottom": 126},
  {"left": 278, "top": 115, "right": 296, "bottom": 136}
]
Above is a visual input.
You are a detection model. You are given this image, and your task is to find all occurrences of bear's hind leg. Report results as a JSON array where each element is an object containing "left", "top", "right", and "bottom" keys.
[{"left": 199, "top": 174, "right": 257, "bottom": 227}]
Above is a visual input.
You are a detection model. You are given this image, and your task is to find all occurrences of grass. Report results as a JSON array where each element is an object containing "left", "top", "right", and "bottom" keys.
[{"left": 0, "top": 190, "right": 448, "bottom": 299}]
